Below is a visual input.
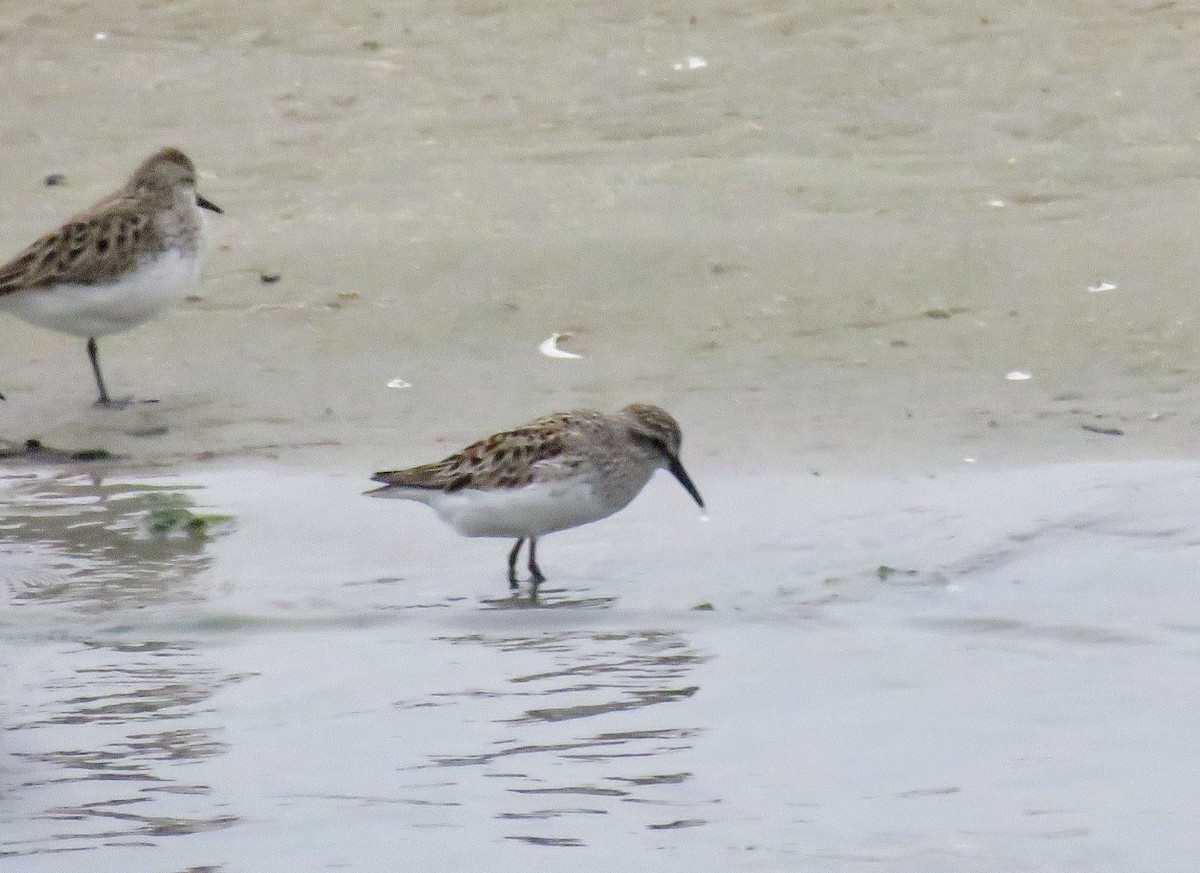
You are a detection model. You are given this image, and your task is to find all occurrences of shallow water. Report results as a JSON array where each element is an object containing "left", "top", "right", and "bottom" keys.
[
  {"left": 4, "top": 462, "right": 1200, "bottom": 871},
  {"left": 4, "top": 2, "right": 1200, "bottom": 870}
]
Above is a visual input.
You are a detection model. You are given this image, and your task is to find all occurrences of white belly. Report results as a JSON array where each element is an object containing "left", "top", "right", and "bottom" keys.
[
  {"left": 0, "top": 250, "right": 200, "bottom": 337},
  {"left": 379, "top": 480, "right": 621, "bottom": 539}
]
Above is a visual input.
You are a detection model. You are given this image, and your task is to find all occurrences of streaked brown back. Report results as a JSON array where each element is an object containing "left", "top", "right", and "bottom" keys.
[
  {"left": 372, "top": 413, "right": 575, "bottom": 492},
  {"left": 0, "top": 207, "right": 153, "bottom": 294}
]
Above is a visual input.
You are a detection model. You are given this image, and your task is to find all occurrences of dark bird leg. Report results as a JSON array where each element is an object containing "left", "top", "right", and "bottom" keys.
[
  {"left": 527, "top": 537, "right": 545, "bottom": 593},
  {"left": 87, "top": 337, "right": 113, "bottom": 406},
  {"left": 507, "top": 538, "right": 525, "bottom": 590}
]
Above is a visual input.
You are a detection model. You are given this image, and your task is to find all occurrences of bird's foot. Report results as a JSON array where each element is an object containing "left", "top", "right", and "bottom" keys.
[
  {"left": 94, "top": 395, "right": 134, "bottom": 410},
  {"left": 529, "top": 570, "right": 546, "bottom": 597}
]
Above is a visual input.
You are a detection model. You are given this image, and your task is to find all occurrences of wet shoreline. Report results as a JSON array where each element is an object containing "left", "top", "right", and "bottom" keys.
[{"left": 6, "top": 2, "right": 1200, "bottom": 869}]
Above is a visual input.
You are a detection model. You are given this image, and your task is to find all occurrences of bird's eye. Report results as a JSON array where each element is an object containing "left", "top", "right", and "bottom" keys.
[{"left": 630, "top": 430, "right": 667, "bottom": 457}]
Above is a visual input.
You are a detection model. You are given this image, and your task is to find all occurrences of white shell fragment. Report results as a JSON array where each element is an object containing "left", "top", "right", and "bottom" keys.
[
  {"left": 673, "top": 56, "right": 708, "bottom": 70},
  {"left": 1087, "top": 282, "right": 1116, "bottom": 293},
  {"left": 539, "top": 332, "right": 582, "bottom": 360},
  {"left": 386, "top": 378, "right": 412, "bottom": 389},
  {"left": 987, "top": 199, "right": 1005, "bottom": 208},
  {"left": 1005, "top": 371, "right": 1032, "bottom": 381}
]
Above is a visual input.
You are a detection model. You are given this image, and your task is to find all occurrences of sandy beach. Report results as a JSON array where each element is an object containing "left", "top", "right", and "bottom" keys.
[{"left": 4, "top": 3, "right": 1200, "bottom": 870}]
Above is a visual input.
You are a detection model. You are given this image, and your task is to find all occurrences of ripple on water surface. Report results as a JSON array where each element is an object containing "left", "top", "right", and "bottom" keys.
[{"left": 1, "top": 468, "right": 719, "bottom": 866}]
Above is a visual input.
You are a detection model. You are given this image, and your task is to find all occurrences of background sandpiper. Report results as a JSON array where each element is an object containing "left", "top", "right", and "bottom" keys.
[{"left": 0, "top": 147, "right": 221, "bottom": 406}]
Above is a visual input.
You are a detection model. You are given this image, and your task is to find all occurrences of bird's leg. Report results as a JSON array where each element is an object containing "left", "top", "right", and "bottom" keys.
[
  {"left": 527, "top": 537, "right": 545, "bottom": 593},
  {"left": 507, "top": 538, "right": 525, "bottom": 590},
  {"left": 87, "top": 337, "right": 113, "bottom": 407},
  {"left": 88, "top": 337, "right": 140, "bottom": 408}
]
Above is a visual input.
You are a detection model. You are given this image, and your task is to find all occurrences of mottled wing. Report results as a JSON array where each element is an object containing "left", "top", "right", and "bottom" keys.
[
  {"left": 0, "top": 206, "right": 152, "bottom": 295},
  {"left": 372, "top": 413, "right": 575, "bottom": 493}
]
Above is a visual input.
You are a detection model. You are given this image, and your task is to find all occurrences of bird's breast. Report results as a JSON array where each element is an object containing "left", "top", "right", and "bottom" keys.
[{"left": 431, "top": 480, "right": 618, "bottom": 539}]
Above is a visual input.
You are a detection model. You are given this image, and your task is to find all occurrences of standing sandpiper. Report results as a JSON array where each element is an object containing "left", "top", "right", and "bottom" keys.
[
  {"left": 368, "top": 403, "right": 705, "bottom": 593},
  {"left": 0, "top": 147, "right": 221, "bottom": 406}
]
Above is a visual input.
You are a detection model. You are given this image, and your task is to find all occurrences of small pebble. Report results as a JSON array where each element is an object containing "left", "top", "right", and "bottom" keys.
[
  {"left": 43, "top": 173, "right": 65, "bottom": 186},
  {"left": 260, "top": 273, "right": 281, "bottom": 284}
]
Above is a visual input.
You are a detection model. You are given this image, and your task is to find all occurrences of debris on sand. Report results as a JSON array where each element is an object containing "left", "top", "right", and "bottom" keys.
[
  {"left": 0, "top": 438, "right": 115, "bottom": 462},
  {"left": 539, "top": 332, "right": 582, "bottom": 359}
]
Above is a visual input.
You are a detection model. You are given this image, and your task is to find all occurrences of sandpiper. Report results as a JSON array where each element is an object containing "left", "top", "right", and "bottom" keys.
[
  {"left": 0, "top": 147, "right": 221, "bottom": 406},
  {"left": 368, "top": 403, "right": 704, "bottom": 592}
]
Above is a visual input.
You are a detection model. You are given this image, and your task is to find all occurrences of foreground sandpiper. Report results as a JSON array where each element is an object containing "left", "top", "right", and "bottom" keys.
[
  {"left": 368, "top": 403, "right": 705, "bottom": 592},
  {"left": 0, "top": 147, "right": 221, "bottom": 406}
]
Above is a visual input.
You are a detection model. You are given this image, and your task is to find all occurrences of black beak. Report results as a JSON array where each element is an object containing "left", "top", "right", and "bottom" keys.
[
  {"left": 666, "top": 455, "right": 704, "bottom": 509},
  {"left": 196, "top": 194, "right": 223, "bottom": 214}
]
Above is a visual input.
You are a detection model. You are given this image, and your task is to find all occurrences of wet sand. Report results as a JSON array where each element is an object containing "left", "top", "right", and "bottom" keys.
[
  {"left": 4, "top": 3, "right": 1200, "bottom": 871},
  {"left": 2, "top": 2, "right": 1200, "bottom": 472}
]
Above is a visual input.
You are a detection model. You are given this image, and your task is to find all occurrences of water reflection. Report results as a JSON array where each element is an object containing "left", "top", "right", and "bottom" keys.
[
  {"left": 4, "top": 639, "right": 244, "bottom": 858},
  {"left": 480, "top": 587, "right": 619, "bottom": 610},
  {"left": 1, "top": 471, "right": 241, "bottom": 860},
  {"left": 0, "top": 471, "right": 226, "bottom": 613},
  {"left": 434, "top": 630, "right": 701, "bottom": 736},
  {"left": 1, "top": 468, "right": 717, "bottom": 858},
  {"left": 417, "top": 630, "right": 709, "bottom": 843}
]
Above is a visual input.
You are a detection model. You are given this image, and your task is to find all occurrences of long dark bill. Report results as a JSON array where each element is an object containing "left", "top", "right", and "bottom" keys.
[
  {"left": 667, "top": 455, "right": 705, "bottom": 508},
  {"left": 196, "top": 194, "right": 223, "bottom": 214}
]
